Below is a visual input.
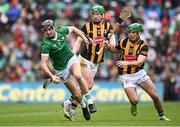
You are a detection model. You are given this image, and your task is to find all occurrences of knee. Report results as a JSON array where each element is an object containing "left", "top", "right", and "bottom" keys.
[
  {"left": 73, "top": 94, "right": 81, "bottom": 100},
  {"left": 74, "top": 73, "right": 83, "bottom": 81},
  {"left": 88, "top": 84, "right": 93, "bottom": 90}
]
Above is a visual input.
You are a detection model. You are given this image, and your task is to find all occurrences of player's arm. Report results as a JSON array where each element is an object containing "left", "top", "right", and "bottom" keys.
[
  {"left": 105, "top": 24, "right": 118, "bottom": 51},
  {"left": 116, "top": 44, "right": 148, "bottom": 68},
  {"left": 40, "top": 55, "right": 54, "bottom": 78},
  {"left": 40, "top": 54, "right": 60, "bottom": 83},
  {"left": 72, "top": 24, "right": 88, "bottom": 54},
  {"left": 73, "top": 36, "right": 83, "bottom": 54},
  {"left": 108, "top": 24, "right": 116, "bottom": 47},
  {"left": 105, "top": 43, "right": 120, "bottom": 53},
  {"left": 109, "top": 34, "right": 116, "bottom": 47},
  {"left": 116, "top": 55, "right": 147, "bottom": 68},
  {"left": 68, "top": 26, "right": 89, "bottom": 44},
  {"left": 104, "top": 39, "right": 121, "bottom": 53}
]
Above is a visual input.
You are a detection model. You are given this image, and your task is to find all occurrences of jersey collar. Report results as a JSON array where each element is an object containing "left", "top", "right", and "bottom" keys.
[{"left": 51, "top": 32, "right": 58, "bottom": 41}]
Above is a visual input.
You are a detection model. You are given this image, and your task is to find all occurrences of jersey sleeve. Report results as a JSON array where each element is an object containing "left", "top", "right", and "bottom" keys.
[
  {"left": 140, "top": 44, "right": 148, "bottom": 56},
  {"left": 57, "top": 26, "right": 69, "bottom": 35},
  {"left": 115, "top": 38, "right": 123, "bottom": 50},
  {"left": 41, "top": 44, "right": 50, "bottom": 55}
]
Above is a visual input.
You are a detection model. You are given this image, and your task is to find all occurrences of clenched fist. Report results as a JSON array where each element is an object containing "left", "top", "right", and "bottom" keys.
[{"left": 51, "top": 75, "right": 61, "bottom": 84}]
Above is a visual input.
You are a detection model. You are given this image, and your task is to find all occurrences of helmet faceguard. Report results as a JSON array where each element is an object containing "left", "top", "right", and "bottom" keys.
[
  {"left": 127, "top": 23, "right": 143, "bottom": 33},
  {"left": 41, "top": 19, "right": 54, "bottom": 32},
  {"left": 90, "top": 5, "right": 105, "bottom": 23}
]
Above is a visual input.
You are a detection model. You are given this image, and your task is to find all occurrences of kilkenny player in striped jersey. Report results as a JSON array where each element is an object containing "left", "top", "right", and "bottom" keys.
[{"left": 105, "top": 23, "right": 170, "bottom": 121}]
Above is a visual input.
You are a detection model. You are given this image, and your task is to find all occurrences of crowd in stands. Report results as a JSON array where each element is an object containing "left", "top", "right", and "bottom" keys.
[{"left": 0, "top": 0, "right": 179, "bottom": 100}]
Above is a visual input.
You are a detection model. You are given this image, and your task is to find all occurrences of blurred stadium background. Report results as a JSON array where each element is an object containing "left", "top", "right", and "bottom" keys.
[{"left": 0, "top": 0, "right": 180, "bottom": 126}]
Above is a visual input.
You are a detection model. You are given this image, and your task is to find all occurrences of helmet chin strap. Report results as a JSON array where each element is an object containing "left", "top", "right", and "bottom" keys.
[
  {"left": 130, "top": 38, "right": 141, "bottom": 44},
  {"left": 92, "top": 18, "right": 104, "bottom": 25},
  {"left": 93, "top": 20, "right": 101, "bottom": 24}
]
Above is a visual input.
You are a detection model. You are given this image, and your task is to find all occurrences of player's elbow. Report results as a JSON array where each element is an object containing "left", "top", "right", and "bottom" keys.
[
  {"left": 136, "top": 61, "right": 144, "bottom": 67},
  {"left": 68, "top": 26, "right": 77, "bottom": 33},
  {"left": 71, "top": 26, "right": 78, "bottom": 32}
]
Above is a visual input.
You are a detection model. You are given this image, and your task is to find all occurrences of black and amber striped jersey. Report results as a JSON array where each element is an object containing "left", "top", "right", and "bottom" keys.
[
  {"left": 80, "top": 20, "right": 113, "bottom": 64},
  {"left": 116, "top": 37, "right": 148, "bottom": 75}
]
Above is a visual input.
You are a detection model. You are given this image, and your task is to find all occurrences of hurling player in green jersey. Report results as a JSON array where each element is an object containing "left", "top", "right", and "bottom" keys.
[
  {"left": 39, "top": 19, "right": 96, "bottom": 121},
  {"left": 63, "top": 5, "right": 115, "bottom": 119}
]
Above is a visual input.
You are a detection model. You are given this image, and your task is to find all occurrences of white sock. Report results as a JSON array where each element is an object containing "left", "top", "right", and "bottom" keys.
[
  {"left": 84, "top": 92, "right": 91, "bottom": 100},
  {"left": 65, "top": 99, "right": 72, "bottom": 105},
  {"left": 80, "top": 100, "right": 86, "bottom": 108},
  {"left": 87, "top": 98, "right": 93, "bottom": 105}
]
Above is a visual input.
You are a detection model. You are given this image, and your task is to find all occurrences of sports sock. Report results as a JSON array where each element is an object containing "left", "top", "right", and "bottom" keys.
[
  {"left": 65, "top": 99, "right": 72, "bottom": 105},
  {"left": 84, "top": 92, "right": 94, "bottom": 105},
  {"left": 72, "top": 103, "right": 77, "bottom": 110},
  {"left": 84, "top": 92, "right": 91, "bottom": 100},
  {"left": 158, "top": 111, "right": 164, "bottom": 117},
  {"left": 70, "top": 96, "right": 74, "bottom": 101},
  {"left": 80, "top": 99, "right": 86, "bottom": 108}
]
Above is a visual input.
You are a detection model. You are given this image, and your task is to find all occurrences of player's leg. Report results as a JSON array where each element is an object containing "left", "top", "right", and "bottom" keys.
[
  {"left": 124, "top": 87, "right": 139, "bottom": 116},
  {"left": 69, "top": 60, "right": 97, "bottom": 111},
  {"left": 64, "top": 77, "right": 80, "bottom": 109},
  {"left": 64, "top": 78, "right": 90, "bottom": 121},
  {"left": 70, "top": 62, "right": 97, "bottom": 113},
  {"left": 63, "top": 65, "right": 95, "bottom": 120},
  {"left": 78, "top": 55, "right": 95, "bottom": 90},
  {"left": 63, "top": 95, "right": 92, "bottom": 121},
  {"left": 80, "top": 64, "right": 94, "bottom": 90},
  {"left": 120, "top": 74, "right": 139, "bottom": 116},
  {"left": 63, "top": 79, "right": 79, "bottom": 121},
  {"left": 55, "top": 56, "right": 91, "bottom": 121},
  {"left": 139, "top": 79, "right": 170, "bottom": 121}
]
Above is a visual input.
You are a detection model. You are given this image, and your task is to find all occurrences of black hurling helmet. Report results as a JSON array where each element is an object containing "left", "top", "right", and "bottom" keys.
[{"left": 41, "top": 19, "right": 54, "bottom": 32}]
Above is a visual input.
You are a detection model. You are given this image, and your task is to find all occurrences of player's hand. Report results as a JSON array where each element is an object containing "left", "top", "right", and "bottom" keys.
[
  {"left": 107, "top": 33, "right": 111, "bottom": 40},
  {"left": 84, "top": 38, "right": 89, "bottom": 44},
  {"left": 116, "top": 61, "right": 128, "bottom": 68},
  {"left": 89, "top": 38, "right": 94, "bottom": 44},
  {"left": 51, "top": 75, "right": 61, "bottom": 84},
  {"left": 104, "top": 40, "right": 111, "bottom": 50},
  {"left": 84, "top": 38, "right": 93, "bottom": 45}
]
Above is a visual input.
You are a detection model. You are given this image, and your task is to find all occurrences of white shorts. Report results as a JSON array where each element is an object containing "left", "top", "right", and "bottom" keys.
[
  {"left": 78, "top": 55, "right": 98, "bottom": 77},
  {"left": 54, "top": 55, "right": 80, "bottom": 83},
  {"left": 119, "top": 69, "right": 150, "bottom": 89}
]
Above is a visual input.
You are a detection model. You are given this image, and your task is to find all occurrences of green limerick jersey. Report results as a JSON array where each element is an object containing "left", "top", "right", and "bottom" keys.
[{"left": 40, "top": 26, "right": 74, "bottom": 70}]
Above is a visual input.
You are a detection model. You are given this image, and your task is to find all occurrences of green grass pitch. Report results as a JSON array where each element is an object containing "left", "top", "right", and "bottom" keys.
[{"left": 0, "top": 102, "right": 180, "bottom": 126}]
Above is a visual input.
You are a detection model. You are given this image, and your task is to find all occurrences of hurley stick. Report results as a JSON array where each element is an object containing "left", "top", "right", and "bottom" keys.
[{"left": 96, "top": 6, "right": 132, "bottom": 55}]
